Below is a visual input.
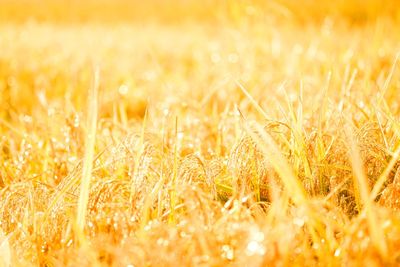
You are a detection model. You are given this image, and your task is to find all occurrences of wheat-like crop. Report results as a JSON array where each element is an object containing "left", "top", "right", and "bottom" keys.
[{"left": 1, "top": 0, "right": 400, "bottom": 266}]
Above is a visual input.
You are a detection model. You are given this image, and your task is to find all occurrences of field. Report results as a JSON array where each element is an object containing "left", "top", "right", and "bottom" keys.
[{"left": 1, "top": 0, "right": 400, "bottom": 266}]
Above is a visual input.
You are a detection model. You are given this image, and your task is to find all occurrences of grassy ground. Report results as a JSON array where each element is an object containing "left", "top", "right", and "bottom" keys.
[{"left": 1, "top": 1, "right": 400, "bottom": 266}]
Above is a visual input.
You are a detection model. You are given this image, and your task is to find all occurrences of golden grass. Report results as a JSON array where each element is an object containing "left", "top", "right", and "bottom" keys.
[{"left": 1, "top": 0, "right": 400, "bottom": 266}]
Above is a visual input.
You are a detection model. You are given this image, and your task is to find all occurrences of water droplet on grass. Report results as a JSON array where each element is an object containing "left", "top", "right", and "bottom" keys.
[{"left": 222, "top": 245, "right": 234, "bottom": 260}]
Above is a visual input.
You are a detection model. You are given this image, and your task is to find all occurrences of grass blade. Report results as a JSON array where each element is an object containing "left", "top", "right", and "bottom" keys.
[{"left": 76, "top": 67, "right": 99, "bottom": 234}]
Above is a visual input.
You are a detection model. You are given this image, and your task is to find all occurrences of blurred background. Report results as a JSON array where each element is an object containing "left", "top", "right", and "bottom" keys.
[
  {"left": 0, "top": 0, "right": 399, "bottom": 24},
  {"left": 1, "top": 0, "right": 400, "bottom": 123}
]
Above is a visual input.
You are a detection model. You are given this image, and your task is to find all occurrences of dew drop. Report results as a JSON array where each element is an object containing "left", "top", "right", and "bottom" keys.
[
  {"left": 119, "top": 84, "right": 129, "bottom": 95},
  {"left": 334, "top": 248, "right": 341, "bottom": 257},
  {"left": 222, "top": 245, "right": 234, "bottom": 260},
  {"left": 246, "top": 240, "right": 265, "bottom": 256}
]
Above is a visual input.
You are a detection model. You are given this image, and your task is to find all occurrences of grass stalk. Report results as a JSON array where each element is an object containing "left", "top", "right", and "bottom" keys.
[{"left": 76, "top": 67, "right": 99, "bottom": 234}]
